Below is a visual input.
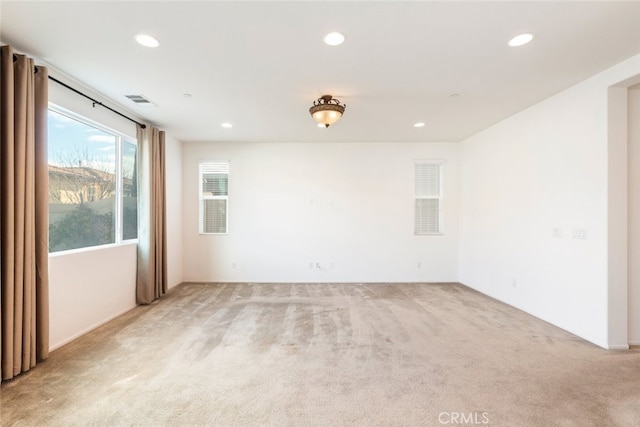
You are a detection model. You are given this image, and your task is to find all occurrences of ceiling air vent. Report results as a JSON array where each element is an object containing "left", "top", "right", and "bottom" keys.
[{"left": 125, "top": 94, "right": 156, "bottom": 107}]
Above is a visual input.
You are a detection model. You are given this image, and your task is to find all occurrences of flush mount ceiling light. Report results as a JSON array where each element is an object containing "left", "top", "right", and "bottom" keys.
[
  {"left": 413, "top": 122, "right": 426, "bottom": 128},
  {"left": 221, "top": 122, "right": 233, "bottom": 128},
  {"left": 135, "top": 33, "right": 160, "bottom": 48},
  {"left": 508, "top": 33, "right": 534, "bottom": 47},
  {"left": 309, "top": 95, "right": 346, "bottom": 128},
  {"left": 324, "top": 32, "right": 345, "bottom": 46}
]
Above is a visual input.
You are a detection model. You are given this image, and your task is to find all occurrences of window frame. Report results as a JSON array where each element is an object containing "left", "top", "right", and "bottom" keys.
[
  {"left": 47, "top": 103, "right": 138, "bottom": 254},
  {"left": 414, "top": 160, "right": 444, "bottom": 236},
  {"left": 199, "top": 161, "right": 230, "bottom": 235}
]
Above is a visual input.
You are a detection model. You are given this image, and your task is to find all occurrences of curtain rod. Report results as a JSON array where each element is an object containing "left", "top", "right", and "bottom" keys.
[
  {"left": 13, "top": 52, "right": 147, "bottom": 129},
  {"left": 13, "top": 53, "right": 147, "bottom": 129},
  {"left": 48, "top": 75, "right": 147, "bottom": 129}
]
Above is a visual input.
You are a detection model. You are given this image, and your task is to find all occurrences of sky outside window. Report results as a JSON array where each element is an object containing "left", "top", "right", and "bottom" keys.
[{"left": 48, "top": 109, "right": 116, "bottom": 173}]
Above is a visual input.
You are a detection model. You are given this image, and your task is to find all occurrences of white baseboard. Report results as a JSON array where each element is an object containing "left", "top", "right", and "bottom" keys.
[{"left": 607, "top": 344, "right": 630, "bottom": 350}]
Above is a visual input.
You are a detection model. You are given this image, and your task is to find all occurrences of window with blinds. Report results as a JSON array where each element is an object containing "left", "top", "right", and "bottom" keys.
[
  {"left": 199, "top": 162, "right": 229, "bottom": 234},
  {"left": 414, "top": 162, "right": 443, "bottom": 235}
]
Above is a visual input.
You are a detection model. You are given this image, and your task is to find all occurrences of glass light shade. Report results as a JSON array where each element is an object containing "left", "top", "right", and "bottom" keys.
[
  {"left": 312, "top": 109, "right": 343, "bottom": 127},
  {"left": 309, "top": 95, "right": 346, "bottom": 128}
]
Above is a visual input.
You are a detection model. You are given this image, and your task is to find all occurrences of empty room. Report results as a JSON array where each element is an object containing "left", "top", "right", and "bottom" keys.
[{"left": 2, "top": 1, "right": 640, "bottom": 425}]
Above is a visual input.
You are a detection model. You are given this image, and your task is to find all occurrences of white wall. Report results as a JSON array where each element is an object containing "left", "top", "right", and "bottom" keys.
[
  {"left": 608, "top": 86, "right": 629, "bottom": 348},
  {"left": 48, "top": 244, "right": 137, "bottom": 349},
  {"left": 48, "top": 72, "right": 183, "bottom": 349},
  {"left": 459, "top": 53, "right": 640, "bottom": 349},
  {"left": 629, "top": 85, "right": 640, "bottom": 345},
  {"left": 165, "top": 132, "right": 184, "bottom": 289},
  {"left": 182, "top": 142, "right": 459, "bottom": 283}
]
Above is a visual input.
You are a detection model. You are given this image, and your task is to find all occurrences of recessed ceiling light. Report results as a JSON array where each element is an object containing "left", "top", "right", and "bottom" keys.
[
  {"left": 449, "top": 93, "right": 460, "bottom": 98},
  {"left": 135, "top": 34, "right": 160, "bottom": 48},
  {"left": 324, "top": 32, "right": 345, "bottom": 46},
  {"left": 183, "top": 93, "right": 192, "bottom": 98},
  {"left": 221, "top": 122, "right": 233, "bottom": 128},
  {"left": 508, "top": 33, "right": 534, "bottom": 47},
  {"left": 414, "top": 122, "right": 426, "bottom": 128}
]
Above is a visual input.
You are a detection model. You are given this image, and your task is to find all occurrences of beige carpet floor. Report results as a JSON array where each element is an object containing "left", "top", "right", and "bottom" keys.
[{"left": 1, "top": 282, "right": 639, "bottom": 426}]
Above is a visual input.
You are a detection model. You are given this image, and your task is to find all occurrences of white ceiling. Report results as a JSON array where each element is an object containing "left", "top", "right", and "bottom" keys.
[{"left": 2, "top": 1, "right": 640, "bottom": 143}]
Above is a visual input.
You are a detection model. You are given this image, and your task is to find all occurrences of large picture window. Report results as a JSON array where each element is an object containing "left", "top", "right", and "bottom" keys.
[
  {"left": 199, "top": 161, "right": 229, "bottom": 234},
  {"left": 48, "top": 107, "right": 137, "bottom": 253}
]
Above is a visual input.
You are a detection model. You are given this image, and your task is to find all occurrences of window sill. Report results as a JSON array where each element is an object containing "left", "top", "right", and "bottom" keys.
[{"left": 49, "top": 240, "right": 138, "bottom": 258}]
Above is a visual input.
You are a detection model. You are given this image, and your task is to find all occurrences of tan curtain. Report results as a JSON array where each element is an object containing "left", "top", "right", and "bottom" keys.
[
  {"left": 136, "top": 124, "right": 167, "bottom": 304},
  {"left": 1, "top": 45, "right": 50, "bottom": 381}
]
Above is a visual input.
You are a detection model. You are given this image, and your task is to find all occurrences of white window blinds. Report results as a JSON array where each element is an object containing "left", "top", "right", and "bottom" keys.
[
  {"left": 414, "top": 163, "right": 443, "bottom": 235},
  {"left": 199, "top": 162, "right": 229, "bottom": 234}
]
